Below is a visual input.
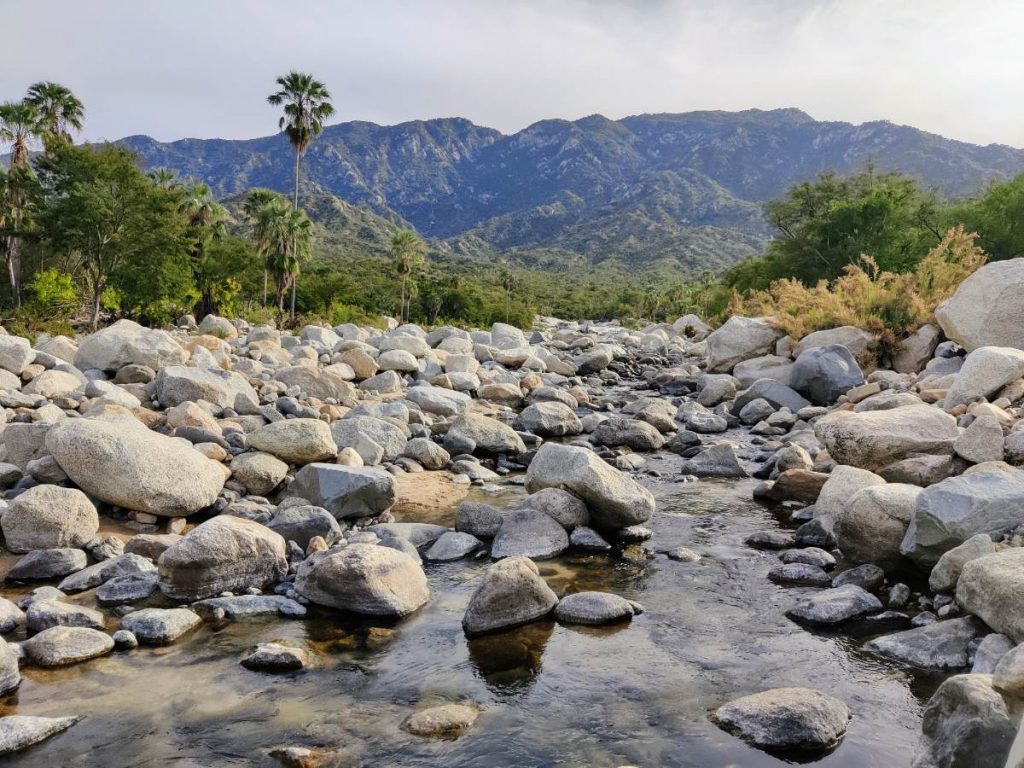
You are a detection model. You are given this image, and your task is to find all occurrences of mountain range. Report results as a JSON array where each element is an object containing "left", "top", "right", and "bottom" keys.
[{"left": 122, "top": 109, "right": 1024, "bottom": 274}]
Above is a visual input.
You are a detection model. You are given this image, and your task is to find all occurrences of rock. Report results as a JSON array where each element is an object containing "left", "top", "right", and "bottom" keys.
[
  {"left": 972, "top": 633, "right": 1015, "bottom": 674},
  {"left": 96, "top": 572, "right": 160, "bottom": 606},
  {"left": 267, "top": 505, "right": 343, "bottom": 550},
  {"left": 768, "top": 563, "right": 832, "bottom": 586},
  {"left": 781, "top": 547, "right": 835, "bottom": 569},
  {"left": 732, "top": 379, "right": 810, "bottom": 414},
  {"left": 22, "top": 626, "right": 114, "bottom": 666},
  {"left": 705, "top": 317, "right": 784, "bottom": 373},
  {"left": 815, "top": 405, "right": 958, "bottom": 471},
  {"left": 554, "top": 591, "right": 635, "bottom": 625},
  {"left": 679, "top": 443, "right": 746, "bottom": 478},
  {"left": 785, "top": 584, "right": 882, "bottom": 626},
  {"left": 23, "top": 369, "right": 80, "bottom": 398},
  {"left": 241, "top": 642, "right": 309, "bottom": 671},
  {"left": 733, "top": 355, "right": 793, "bottom": 387},
  {"left": 367, "top": 522, "right": 447, "bottom": 548},
  {"left": 0, "top": 599, "right": 24, "bottom": 634},
  {"left": 590, "top": 417, "right": 665, "bottom": 452},
  {"left": 796, "top": 325, "right": 874, "bottom": 360},
  {"left": 57, "top": 552, "right": 157, "bottom": 593},
  {"left": 74, "top": 319, "right": 186, "bottom": 372},
  {"left": 295, "top": 544, "right": 429, "bottom": 617},
  {"left": 790, "top": 345, "right": 865, "bottom": 405},
  {"left": 930, "top": 534, "right": 997, "bottom": 593},
  {"left": 1, "top": 485, "right": 98, "bottom": 553},
  {"left": 154, "top": 366, "right": 258, "bottom": 410},
  {"left": 192, "top": 594, "right": 306, "bottom": 620},
  {"left": 490, "top": 509, "right": 569, "bottom": 560},
  {"left": 864, "top": 616, "right": 987, "bottom": 670},
  {"left": 745, "top": 530, "right": 796, "bottom": 550},
  {"left": 0, "top": 640, "right": 17, "bottom": 694},
  {"left": 713, "top": 687, "right": 850, "bottom": 752},
  {"left": 911, "top": 674, "right": 1014, "bottom": 768},
  {"left": 515, "top": 402, "right": 582, "bottom": 437},
  {"left": 945, "top": 346, "right": 1024, "bottom": 408},
  {"left": 953, "top": 415, "right": 1004, "bottom": 463},
  {"left": 462, "top": 556, "right": 558, "bottom": 636},
  {"left": 158, "top": 516, "right": 288, "bottom": 601},
  {"left": 401, "top": 703, "right": 482, "bottom": 738},
  {"left": 248, "top": 419, "right": 337, "bottom": 465},
  {"left": 7, "top": 549, "right": 87, "bottom": 581},
  {"left": 25, "top": 599, "right": 104, "bottom": 631},
  {"left": 893, "top": 324, "right": 941, "bottom": 374},
  {"left": 230, "top": 452, "right": 289, "bottom": 496},
  {"left": 455, "top": 502, "right": 505, "bottom": 538},
  {"left": 404, "top": 385, "right": 471, "bottom": 416},
  {"left": 570, "top": 526, "right": 611, "bottom": 551},
  {"left": 525, "top": 443, "right": 655, "bottom": 530},
  {"left": 836, "top": 483, "right": 920, "bottom": 569},
  {"left": 331, "top": 416, "right": 407, "bottom": 463},
  {"left": 0, "top": 715, "right": 80, "bottom": 756},
  {"left": 46, "top": 419, "right": 225, "bottom": 517},
  {"left": 956, "top": 548, "right": 1024, "bottom": 641},
  {"left": 290, "top": 463, "right": 395, "bottom": 519},
  {"left": 444, "top": 414, "right": 525, "bottom": 455},
  {"left": 992, "top": 643, "right": 1024, "bottom": 695},
  {"left": 766, "top": 469, "right": 828, "bottom": 504},
  {"left": 273, "top": 365, "right": 355, "bottom": 401},
  {"left": 424, "top": 531, "right": 481, "bottom": 562},
  {"left": 901, "top": 466, "right": 1024, "bottom": 567},
  {"left": 121, "top": 607, "right": 202, "bottom": 644},
  {"left": 832, "top": 563, "right": 885, "bottom": 591},
  {"left": 934, "top": 258, "right": 1024, "bottom": 351},
  {"left": 0, "top": 336, "right": 33, "bottom": 376},
  {"left": 401, "top": 438, "right": 449, "bottom": 470},
  {"left": 517, "top": 488, "right": 589, "bottom": 529}
]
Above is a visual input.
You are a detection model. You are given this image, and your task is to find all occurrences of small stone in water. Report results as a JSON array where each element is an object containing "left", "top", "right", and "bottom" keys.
[
  {"left": 401, "top": 703, "right": 482, "bottom": 738},
  {"left": 241, "top": 642, "right": 309, "bottom": 672}
]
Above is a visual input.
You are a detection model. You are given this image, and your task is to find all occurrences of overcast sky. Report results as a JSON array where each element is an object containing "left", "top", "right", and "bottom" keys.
[{"left": 5, "top": 0, "right": 1024, "bottom": 147}]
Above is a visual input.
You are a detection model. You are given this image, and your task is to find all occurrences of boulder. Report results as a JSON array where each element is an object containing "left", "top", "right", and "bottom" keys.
[
  {"left": 590, "top": 417, "right": 665, "bottom": 452},
  {"left": 154, "top": 366, "right": 259, "bottom": 410},
  {"left": 46, "top": 419, "right": 225, "bottom": 517},
  {"left": 815, "top": 405, "right": 958, "bottom": 471},
  {"left": 517, "top": 488, "right": 589, "bottom": 529},
  {"left": 23, "top": 370, "right": 80, "bottom": 398},
  {"left": 7, "top": 549, "right": 87, "bottom": 581},
  {"left": 158, "top": 516, "right": 288, "bottom": 601},
  {"left": 404, "top": 385, "right": 471, "bottom": 416},
  {"left": 785, "top": 584, "right": 881, "bottom": 626},
  {"left": 272, "top": 365, "right": 355, "bottom": 401},
  {"left": 705, "top": 317, "right": 784, "bottom": 373},
  {"left": 1, "top": 485, "right": 98, "bottom": 553},
  {"left": 993, "top": 643, "right": 1024, "bottom": 695},
  {"left": 267, "top": 505, "right": 343, "bottom": 549},
  {"left": 900, "top": 466, "right": 1024, "bottom": 567},
  {"left": 0, "top": 641, "right": 18, "bottom": 695},
  {"left": 121, "top": 607, "right": 202, "bottom": 644},
  {"left": 795, "top": 325, "right": 874, "bottom": 360},
  {"left": 490, "top": 509, "right": 569, "bottom": 560},
  {"left": 21, "top": 626, "right": 114, "bottom": 667},
  {"left": 455, "top": 502, "right": 505, "bottom": 538},
  {"left": 294, "top": 543, "right": 429, "bottom": 617},
  {"left": 972, "top": 634, "right": 1016, "bottom": 674},
  {"left": 290, "top": 463, "right": 395, "bottom": 519},
  {"left": 953, "top": 415, "right": 1004, "bottom": 464},
  {"left": 790, "top": 344, "right": 865, "bottom": 405},
  {"left": 934, "top": 258, "right": 1024, "bottom": 351},
  {"left": 956, "top": 548, "right": 1024, "bottom": 641},
  {"left": 893, "top": 324, "right": 941, "bottom": 374},
  {"left": 444, "top": 414, "right": 525, "bottom": 455},
  {"left": 0, "top": 715, "right": 80, "bottom": 756},
  {"left": 732, "top": 379, "right": 810, "bottom": 414},
  {"left": 401, "top": 704, "right": 482, "bottom": 738},
  {"left": 331, "top": 416, "right": 407, "bottom": 462},
  {"left": 679, "top": 443, "right": 746, "bottom": 478},
  {"left": 929, "top": 534, "right": 997, "bottom": 593},
  {"left": 248, "top": 418, "right": 337, "bottom": 466},
  {"left": 230, "top": 452, "right": 288, "bottom": 496},
  {"left": 515, "top": 402, "right": 582, "bottom": 437},
  {"left": 424, "top": 532, "right": 481, "bottom": 562},
  {"left": 0, "top": 337, "right": 33, "bottom": 375},
  {"left": 462, "top": 556, "right": 558, "bottom": 636},
  {"left": 401, "top": 438, "right": 450, "bottom": 470},
  {"left": 713, "top": 687, "right": 850, "bottom": 752},
  {"left": 554, "top": 592, "right": 636, "bottom": 625},
  {"left": 945, "top": 346, "right": 1024, "bottom": 408},
  {"left": 241, "top": 642, "right": 309, "bottom": 671},
  {"left": 836, "top": 483, "right": 920, "bottom": 569},
  {"left": 863, "top": 616, "right": 987, "bottom": 670},
  {"left": 74, "top": 319, "right": 186, "bottom": 372},
  {"left": 525, "top": 443, "right": 655, "bottom": 529},
  {"left": 732, "top": 355, "right": 793, "bottom": 387}
]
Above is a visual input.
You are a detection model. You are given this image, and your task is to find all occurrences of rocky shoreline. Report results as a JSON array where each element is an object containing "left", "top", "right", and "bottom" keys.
[{"left": 0, "top": 258, "right": 1020, "bottom": 764}]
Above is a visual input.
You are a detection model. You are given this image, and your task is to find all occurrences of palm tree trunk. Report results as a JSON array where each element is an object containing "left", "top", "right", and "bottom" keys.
[
  {"left": 400, "top": 277, "right": 406, "bottom": 324},
  {"left": 5, "top": 238, "right": 19, "bottom": 309},
  {"left": 290, "top": 276, "right": 297, "bottom": 322},
  {"left": 293, "top": 149, "right": 300, "bottom": 210},
  {"left": 263, "top": 269, "right": 268, "bottom": 307}
]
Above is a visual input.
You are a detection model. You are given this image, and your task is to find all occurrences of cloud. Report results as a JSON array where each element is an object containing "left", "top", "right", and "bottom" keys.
[{"left": 3, "top": 0, "right": 1023, "bottom": 146}]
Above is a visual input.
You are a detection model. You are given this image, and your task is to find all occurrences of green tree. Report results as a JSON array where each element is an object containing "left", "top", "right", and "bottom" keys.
[
  {"left": 0, "top": 100, "right": 45, "bottom": 305},
  {"left": 498, "top": 266, "right": 521, "bottom": 323},
  {"left": 25, "top": 82, "right": 84, "bottom": 144},
  {"left": 180, "top": 183, "right": 232, "bottom": 317},
  {"left": 391, "top": 229, "right": 425, "bottom": 323},
  {"left": 262, "top": 204, "right": 312, "bottom": 315},
  {"left": 34, "top": 142, "right": 189, "bottom": 328},
  {"left": 947, "top": 173, "right": 1024, "bottom": 262},
  {"left": 242, "top": 188, "right": 285, "bottom": 306},
  {"left": 266, "top": 72, "right": 334, "bottom": 210}
]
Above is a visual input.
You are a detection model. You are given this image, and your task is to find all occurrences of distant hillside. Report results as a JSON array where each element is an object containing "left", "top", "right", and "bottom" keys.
[{"left": 122, "top": 109, "right": 1024, "bottom": 274}]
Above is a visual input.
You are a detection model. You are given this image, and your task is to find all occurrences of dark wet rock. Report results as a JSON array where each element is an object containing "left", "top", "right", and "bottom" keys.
[
  {"left": 790, "top": 345, "right": 864, "bottom": 406},
  {"left": 794, "top": 517, "right": 836, "bottom": 548},
  {"left": 679, "top": 443, "right": 746, "bottom": 478},
  {"left": 241, "top": 642, "right": 309, "bottom": 672},
  {"left": 554, "top": 591, "right": 636, "bottom": 625},
  {"left": 785, "top": 585, "right": 882, "bottom": 626},
  {"left": 713, "top": 687, "right": 850, "bottom": 753},
  {"left": 912, "top": 674, "right": 1014, "bottom": 768},
  {"left": 7, "top": 549, "right": 87, "bottom": 581},
  {"left": 58, "top": 553, "right": 157, "bottom": 593},
  {"left": 22, "top": 626, "right": 114, "bottom": 667},
  {"left": 463, "top": 557, "right": 558, "bottom": 636},
  {"left": 96, "top": 572, "right": 160, "bottom": 606},
  {"left": 864, "top": 616, "right": 987, "bottom": 670},
  {"left": 768, "top": 563, "right": 832, "bottom": 587},
  {"left": 732, "top": 379, "right": 810, "bottom": 415},
  {"left": 491, "top": 509, "right": 569, "bottom": 560},
  {"left": 616, "top": 525, "right": 652, "bottom": 543},
  {"left": 290, "top": 463, "right": 396, "bottom": 520},
  {"left": 424, "top": 531, "right": 481, "bottom": 562},
  {"left": 831, "top": 564, "right": 885, "bottom": 591},
  {"left": 569, "top": 526, "right": 611, "bottom": 551},
  {"left": 455, "top": 502, "right": 505, "bottom": 538},
  {"left": 745, "top": 530, "right": 796, "bottom": 550},
  {"left": 0, "top": 715, "right": 80, "bottom": 756},
  {"left": 121, "top": 607, "right": 202, "bottom": 644},
  {"left": 780, "top": 547, "right": 835, "bottom": 569},
  {"left": 765, "top": 469, "right": 828, "bottom": 504}
]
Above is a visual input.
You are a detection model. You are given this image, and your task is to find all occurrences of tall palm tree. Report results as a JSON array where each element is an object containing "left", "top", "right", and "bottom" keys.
[
  {"left": 242, "top": 188, "right": 288, "bottom": 307},
  {"left": 391, "top": 229, "right": 425, "bottom": 323},
  {"left": 148, "top": 167, "right": 180, "bottom": 189},
  {"left": 25, "top": 82, "right": 84, "bottom": 144},
  {"left": 180, "top": 183, "right": 228, "bottom": 318},
  {"left": 266, "top": 72, "right": 334, "bottom": 210},
  {"left": 498, "top": 266, "right": 520, "bottom": 323},
  {"left": 0, "top": 101, "right": 44, "bottom": 306}
]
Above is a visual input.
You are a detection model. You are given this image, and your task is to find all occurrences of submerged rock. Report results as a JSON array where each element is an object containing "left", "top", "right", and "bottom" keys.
[
  {"left": 401, "top": 703, "right": 482, "bottom": 738},
  {"left": 0, "top": 715, "right": 80, "bottom": 756},
  {"left": 241, "top": 642, "right": 309, "bottom": 672}
]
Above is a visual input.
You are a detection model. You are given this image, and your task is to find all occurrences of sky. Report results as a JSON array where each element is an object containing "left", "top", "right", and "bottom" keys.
[{"left": 5, "top": 0, "right": 1024, "bottom": 147}]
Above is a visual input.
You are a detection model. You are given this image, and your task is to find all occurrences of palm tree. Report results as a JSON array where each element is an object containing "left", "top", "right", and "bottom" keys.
[
  {"left": 257, "top": 203, "right": 312, "bottom": 316},
  {"left": 25, "top": 82, "right": 84, "bottom": 144},
  {"left": 242, "top": 188, "right": 288, "bottom": 307},
  {"left": 148, "top": 167, "right": 180, "bottom": 189},
  {"left": 0, "top": 101, "right": 44, "bottom": 306},
  {"left": 391, "top": 229, "right": 425, "bottom": 323},
  {"left": 266, "top": 72, "right": 334, "bottom": 210},
  {"left": 498, "top": 266, "right": 520, "bottom": 323},
  {"left": 180, "top": 183, "right": 228, "bottom": 317}
]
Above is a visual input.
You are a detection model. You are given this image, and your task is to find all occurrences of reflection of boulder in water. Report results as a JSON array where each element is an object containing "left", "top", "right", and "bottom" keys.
[{"left": 467, "top": 622, "right": 554, "bottom": 689}]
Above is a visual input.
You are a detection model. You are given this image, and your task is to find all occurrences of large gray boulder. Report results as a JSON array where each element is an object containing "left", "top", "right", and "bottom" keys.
[
  {"left": 21, "top": 626, "right": 114, "bottom": 667},
  {"left": 590, "top": 417, "right": 665, "bottom": 452},
  {"left": 525, "top": 443, "right": 654, "bottom": 529},
  {"left": 929, "top": 534, "right": 997, "bottom": 593},
  {"left": 490, "top": 509, "right": 569, "bottom": 560},
  {"left": 790, "top": 344, "right": 865, "bottom": 406},
  {"left": 229, "top": 452, "right": 288, "bottom": 496},
  {"left": 934, "top": 258, "right": 1024, "bottom": 351},
  {"left": 836, "top": 483, "right": 920, "bottom": 569},
  {"left": 956, "top": 548, "right": 1024, "bottom": 641},
  {"left": 515, "top": 402, "right": 582, "bottom": 437},
  {"left": 892, "top": 324, "right": 941, "bottom": 374},
  {"left": 705, "top": 317, "right": 784, "bottom": 373},
  {"left": 713, "top": 687, "right": 850, "bottom": 752},
  {"left": 0, "top": 336, "right": 33, "bottom": 375},
  {"left": 785, "top": 584, "right": 881, "bottom": 626},
  {"left": 815, "top": 405, "right": 958, "bottom": 472},
  {"left": 795, "top": 325, "right": 874, "bottom": 360},
  {"left": 444, "top": 413, "right": 526, "bottom": 455},
  {"left": 267, "top": 505, "right": 342, "bottom": 549},
  {"left": 404, "top": 385, "right": 471, "bottom": 416},
  {"left": 911, "top": 674, "right": 1015, "bottom": 768},
  {"left": 121, "top": 607, "right": 202, "bottom": 644},
  {"left": 248, "top": 418, "right": 337, "bottom": 465},
  {"left": 863, "top": 616, "right": 987, "bottom": 670},
  {"left": 294, "top": 543, "right": 429, "bottom": 617},
  {"left": 0, "top": 640, "right": 19, "bottom": 695},
  {"left": 47, "top": 419, "right": 225, "bottom": 517},
  {"left": 900, "top": 466, "right": 1024, "bottom": 567},
  {"left": 731, "top": 379, "right": 810, "bottom": 414},
  {"left": 74, "top": 319, "right": 186, "bottom": 372},
  {"left": 331, "top": 416, "right": 407, "bottom": 462},
  {"left": 945, "top": 346, "right": 1024, "bottom": 408},
  {"left": 290, "top": 463, "right": 395, "bottom": 519},
  {"left": 554, "top": 591, "right": 637, "bottom": 625},
  {"left": 158, "top": 516, "right": 288, "bottom": 601},
  {"left": 154, "top": 366, "right": 259, "bottom": 411},
  {"left": 1, "top": 485, "right": 98, "bottom": 553},
  {"left": 462, "top": 556, "right": 558, "bottom": 636},
  {"left": 0, "top": 715, "right": 80, "bottom": 756},
  {"left": 272, "top": 365, "right": 355, "bottom": 401}
]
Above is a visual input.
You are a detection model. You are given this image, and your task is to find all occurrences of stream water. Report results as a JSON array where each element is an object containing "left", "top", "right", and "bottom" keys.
[{"left": 0, "top": 448, "right": 932, "bottom": 767}]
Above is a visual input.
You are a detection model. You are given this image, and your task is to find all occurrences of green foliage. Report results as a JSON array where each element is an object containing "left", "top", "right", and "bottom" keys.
[
  {"left": 29, "top": 267, "right": 76, "bottom": 310},
  {"left": 947, "top": 173, "right": 1024, "bottom": 261}
]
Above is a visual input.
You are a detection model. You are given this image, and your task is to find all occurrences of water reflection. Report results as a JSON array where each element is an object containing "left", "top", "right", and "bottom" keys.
[{"left": 467, "top": 621, "right": 554, "bottom": 692}]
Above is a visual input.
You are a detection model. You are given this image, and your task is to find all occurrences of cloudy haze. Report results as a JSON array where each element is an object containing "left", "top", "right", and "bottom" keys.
[{"left": 6, "top": 0, "right": 1024, "bottom": 146}]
